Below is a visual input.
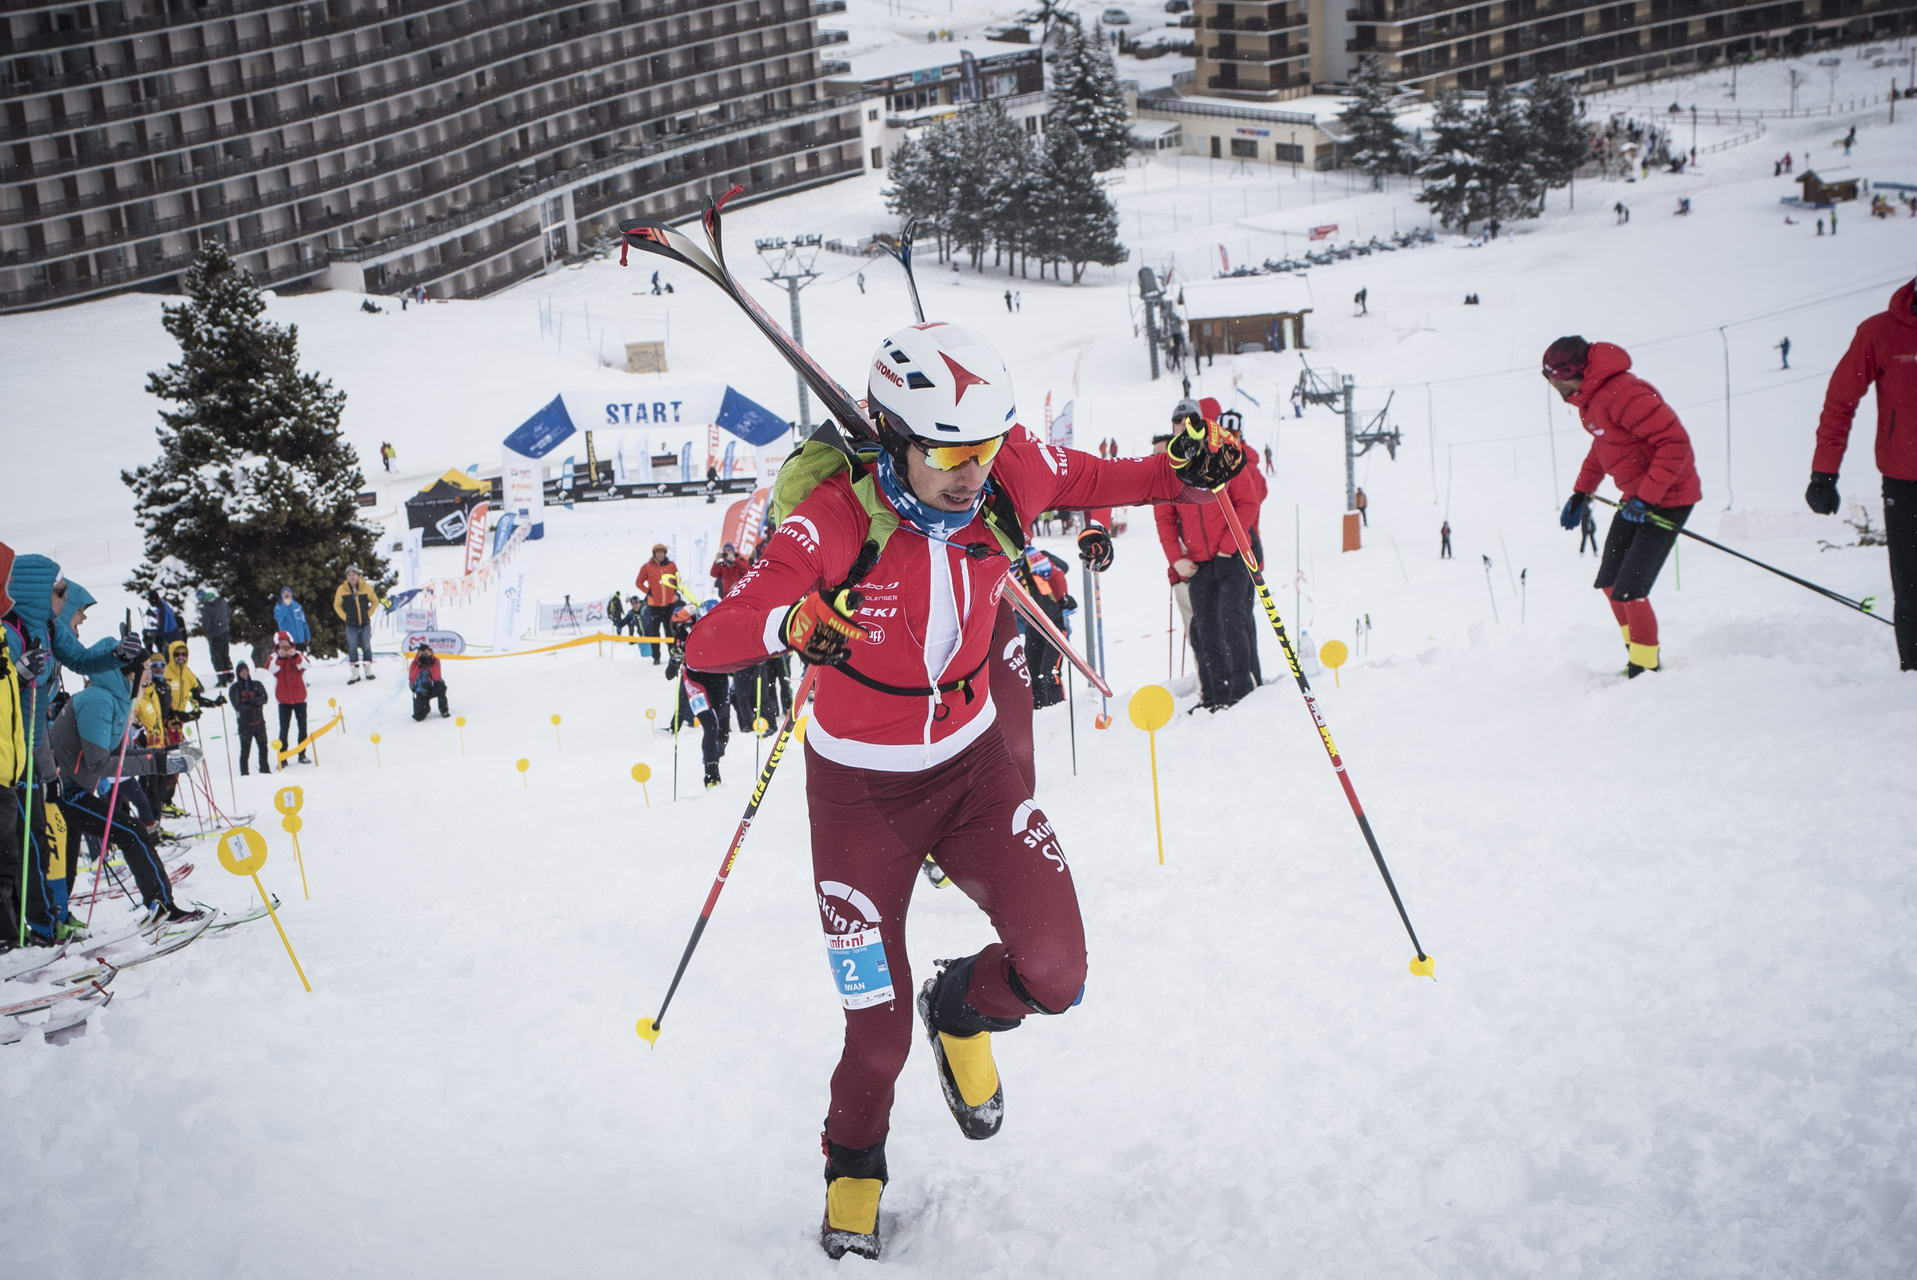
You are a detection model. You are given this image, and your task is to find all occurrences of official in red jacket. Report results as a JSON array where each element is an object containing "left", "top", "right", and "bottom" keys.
[
  {"left": 709, "top": 544, "right": 750, "bottom": 598},
  {"left": 1806, "top": 278, "right": 1917, "bottom": 670},
  {"left": 684, "top": 321, "right": 1243, "bottom": 1261},
  {"left": 1155, "top": 397, "right": 1266, "bottom": 707},
  {"left": 1547, "top": 336, "right": 1701, "bottom": 676}
]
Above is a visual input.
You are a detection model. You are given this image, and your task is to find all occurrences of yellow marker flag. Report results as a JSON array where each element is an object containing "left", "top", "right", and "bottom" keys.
[
  {"left": 1127, "top": 686, "right": 1175, "bottom": 866},
  {"left": 216, "top": 825, "right": 311, "bottom": 992}
]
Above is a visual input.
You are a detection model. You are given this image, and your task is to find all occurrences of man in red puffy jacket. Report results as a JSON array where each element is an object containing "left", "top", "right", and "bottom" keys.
[
  {"left": 1545, "top": 336, "right": 1701, "bottom": 676},
  {"left": 1806, "top": 279, "right": 1917, "bottom": 670}
]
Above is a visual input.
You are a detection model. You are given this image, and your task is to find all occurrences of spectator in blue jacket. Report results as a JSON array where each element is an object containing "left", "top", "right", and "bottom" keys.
[{"left": 273, "top": 585, "right": 311, "bottom": 650}]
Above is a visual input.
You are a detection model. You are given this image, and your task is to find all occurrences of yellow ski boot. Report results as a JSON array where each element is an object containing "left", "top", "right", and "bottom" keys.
[
  {"left": 919, "top": 957, "right": 1015, "bottom": 1141},
  {"left": 820, "top": 1138, "right": 886, "bottom": 1261}
]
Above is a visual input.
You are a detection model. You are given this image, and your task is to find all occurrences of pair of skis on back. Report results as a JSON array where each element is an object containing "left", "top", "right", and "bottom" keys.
[{"left": 617, "top": 190, "right": 1109, "bottom": 700}]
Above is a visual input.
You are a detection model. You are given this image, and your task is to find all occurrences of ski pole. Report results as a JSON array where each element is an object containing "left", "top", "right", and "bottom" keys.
[
  {"left": 638, "top": 665, "right": 821, "bottom": 1046},
  {"left": 1481, "top": 555, "right": 1500, "bottom": 623},
  {"left": 1002, "top": 574, "right": 1110, "bottom": 697},
  {"left": 1590, "top": 496, "right": 1892, "bottom": 625},
  {"left": 218, "top": 700, "right": 237, "bottom": 812},
  {"left": 1065, "top": 663, "right": 1078, "bottom": 777},
  {"left": 83, "top": 697, "right": 142, "bottom": 928},
  {"left": 16, "top": 684, "right": 37, "bottom": 949},
  {"left": 1210, "top": 488, "right": 1434, "bottom": 975},
  {"left": 1089, "top": 562, "right": 1111, "bottom": 730}
]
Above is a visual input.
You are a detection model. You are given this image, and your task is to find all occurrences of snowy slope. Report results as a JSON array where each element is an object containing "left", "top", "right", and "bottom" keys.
[{"left": 4, "top": 43, "right": 1916, "bottom": 1279}]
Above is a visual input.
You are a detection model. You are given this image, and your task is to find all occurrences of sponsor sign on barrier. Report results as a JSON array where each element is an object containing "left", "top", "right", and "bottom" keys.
[{"left": 404, "top": 629, "right": 467, "bottom": 654}]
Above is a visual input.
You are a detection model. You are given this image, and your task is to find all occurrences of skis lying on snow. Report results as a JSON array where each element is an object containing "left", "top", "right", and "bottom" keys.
[
  {"left": 204, "top": 895, "right": 278, "bottom": 933},
  {"left": 79, "top": 906, "right": 219, "bottom": 971},
  {"left": 618, "top": 194, "right": 1111, "bottom": 695},
  {"left": 69, "top": 859, "right": 196, "bottom": 908},
  {"left": 1, "top": 992, "right": 112, "bottom": 1046},
  {"left": 1, "top": 967, "right": 115, "bottom": 1019}
]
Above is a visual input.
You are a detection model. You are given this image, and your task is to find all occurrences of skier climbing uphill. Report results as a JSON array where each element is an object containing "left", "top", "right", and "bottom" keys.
[
  {"left": 684, "top": 321, "right": 1243, "bottom": 1260},
  {"left": 1545, "top": 335, "right": 1701, "bottom": 676}
]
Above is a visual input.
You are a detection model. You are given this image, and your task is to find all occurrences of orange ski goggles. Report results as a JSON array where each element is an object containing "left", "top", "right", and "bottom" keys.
[{"left": 914, "top": 434, "right": 1007, "bottom": 471}]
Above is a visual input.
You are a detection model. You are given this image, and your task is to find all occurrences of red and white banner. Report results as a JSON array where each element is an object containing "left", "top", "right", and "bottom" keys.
[
  {"left": 1217, "top": 244, "right": 1231, "bottom": 272},
  {"left": 462, "top": 500, "right": 491, "bottom": 574},
  {"left": 1308, "top": 224, "right": 1339, "bottom": 241},
  {"left": 705, "top": 423, "right": 721, "bottom": 476},
  {"left": 721, "top": 487, "right": 772, "bottom": 556}
]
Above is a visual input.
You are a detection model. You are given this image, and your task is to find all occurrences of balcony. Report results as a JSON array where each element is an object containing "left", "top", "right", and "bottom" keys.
[
  {"left": 7, "top": 0, "right": 828, "bottom": 139},
  {"left": 6, "top": 24, "right": 835, "bottom": 189},
  {"left": 1, "top": 118, "right": 861, "bottom": 311},
  {"left": 1203, "top": 46, "right": 1299, "bottom": 64}
]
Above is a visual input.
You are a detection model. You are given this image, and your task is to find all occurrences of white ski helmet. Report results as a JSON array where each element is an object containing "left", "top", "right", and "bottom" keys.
[{"left": 866, "top": 322, "right": 1016, "bottom": 447}]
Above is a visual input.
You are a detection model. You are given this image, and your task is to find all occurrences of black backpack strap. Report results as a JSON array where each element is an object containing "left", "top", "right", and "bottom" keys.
[{"left": 832, "top": 654, "right": 988, "bottom": 707}]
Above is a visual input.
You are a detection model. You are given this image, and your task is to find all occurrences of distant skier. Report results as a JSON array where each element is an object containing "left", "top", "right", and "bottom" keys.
[
  {"left": 1354, "top": 486, "right": 1369, "bottom": 526},
  {"left": 1776, "top": 336, "right": 1791, "bottom": 370},
  {"left": 1354, "top": 287, "right": 1368, "bottom": 315},
  {"left": 1440, "top": 519, "right": 1453, "bottom": 559},
  {"left": 1545, "top": 336, "right": 1701, "bottom": 677},
  {"left": 684, "top": 322, "right": 1243, "bottom": 1260},
  {"left": 1806, "top": 277, "right": 1917, "bottom": 670},
  {"left": 664, "top": 603, "right": 728, "bottom": 787}
]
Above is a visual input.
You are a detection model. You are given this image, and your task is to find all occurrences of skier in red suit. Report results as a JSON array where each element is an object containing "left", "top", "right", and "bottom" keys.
[
  {"left": 1546, "top": 336, "right": 1701, "bottom": 676},
  {"left": 685, "top": 321, "right": 1243, "bottom": 1260}
]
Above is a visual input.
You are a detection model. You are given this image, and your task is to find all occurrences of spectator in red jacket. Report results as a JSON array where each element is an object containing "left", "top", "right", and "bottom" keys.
[
  {"left": 710, "top": 543, "right": 751, "bottom": 598},
  {"left": 408, "top": 642, "right": 450, "bottom": 720},
  {"left": 1806, "top": 278, "right": 1917, "bottom": 670},
  {"left": 268, "top": 630, "right": 310, "bottom": 764},
  {"left": 1547, "top": 336, "right": 1701, "bottom": 677},
  {"left": 1154, "top": 398, "right": 1266, "bottom": 709},
  {"left": 633, "top": 544, "right": 681, "bottom": 664}
]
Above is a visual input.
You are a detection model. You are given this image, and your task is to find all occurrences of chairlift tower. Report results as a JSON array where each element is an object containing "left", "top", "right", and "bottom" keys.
[{"left": 757, "top": 234, "right": 823, "bottom": 429}]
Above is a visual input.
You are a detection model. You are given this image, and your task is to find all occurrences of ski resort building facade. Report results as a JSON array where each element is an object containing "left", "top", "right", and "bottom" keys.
[
  {"left": 0, "top": 0, "right": 865, "bottom": 313},
  {"left": 827, "top": 41, "right": 1048, "bottom": 173},
  {"left": 1185, "top": 0, "right": 1912, "bottom": 100}
]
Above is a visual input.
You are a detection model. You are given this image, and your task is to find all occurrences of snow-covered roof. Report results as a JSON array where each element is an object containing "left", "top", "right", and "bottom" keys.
[
  {"left": 1129, "top": 118, "right": 1182, "bottom": 139},
  {"left": 1156, "top": 92, "right": 1357, "bottom": 126},
  {"left": 836, "top": 38, "right": 1042, "bottom": 85},
  {"left": 1180, "top": 274, "right": 1314, "bottom": 320}
]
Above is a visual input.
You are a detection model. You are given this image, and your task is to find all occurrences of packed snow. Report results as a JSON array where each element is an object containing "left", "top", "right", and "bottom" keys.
[{"left": 3, "top": 38, "right": 1915, "bottom": 1279}]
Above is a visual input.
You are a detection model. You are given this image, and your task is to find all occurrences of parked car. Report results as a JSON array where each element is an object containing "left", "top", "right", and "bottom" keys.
[
  {"left": 1102, "top": 7, "right": 1131, "bottom": 23},
  {"left": 1164, "top": 0, "right": 1190, "bottom": 10}
]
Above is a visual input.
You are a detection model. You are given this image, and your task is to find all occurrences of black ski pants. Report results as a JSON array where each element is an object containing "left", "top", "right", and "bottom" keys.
[
  {"left": 1188, "top": 556, "right": 1259, "bottom": 707},
  {"left": 277, "top": 701, "right": 309, "bottom": 763},
  {"left": 412, "top": 679, "right": 449, "bottom": 720},
  {"left": 208, "top": 636, "right": 233, "bottom": 685},
  {"left": 1886, "top": 477, "right": 1917, "bottom": 670},
  {"left": 59, "top": 789, "right": 173, "bottom": 910},
  {"left": 1594, "top": 503, "right": 1692, "bottom": 600},
  {"left": 237, "top": 722, "right": 270, "bottom": 775}
]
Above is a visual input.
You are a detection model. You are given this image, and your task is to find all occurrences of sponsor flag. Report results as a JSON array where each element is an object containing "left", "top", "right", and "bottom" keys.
[
  {"left": 1218, "top": 244, "right": 1230, "bottom": 273},
  {"left": 462, "top": 501, "right": 491, "bottom": 574},
  {"left": 1309, "top": 224, "right": 1338, "bottom": 241}
]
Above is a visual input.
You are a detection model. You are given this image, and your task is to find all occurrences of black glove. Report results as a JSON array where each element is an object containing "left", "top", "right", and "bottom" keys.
[
  {"left": 113, "top": 635, "right": 146, "bottom": 662},
  {"left": 1076, "top": 527, "right": 1114, "bottom": 572},
  {"left": 1167, "top": 419, "right": 1245, "bottom": 489},
  {"left": 1558, "top": 491, "right": 1591, "bottom": 530},
  {"left": 782, "top": 588, "right": 867, "bottom": 666},
  {"left": 19, "top": 646, "right": 51, "bottom": 680},
  {"left": 1805, "top": 472, "right": 1839, "bottom": 515},
  {"left": 201, "top": 694, "right": 227, "bottom": 708}
]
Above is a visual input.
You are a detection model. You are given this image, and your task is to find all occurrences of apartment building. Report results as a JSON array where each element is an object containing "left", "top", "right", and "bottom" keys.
[
  {"left": 1330, "top": 0, "right": 1914, "bottom": 93},
  {"left": 1194, "top": 1, "right": 1315, "bottom": 99},
  {"left": 1, "top": 0, "right": 865, "bottom": 313}
]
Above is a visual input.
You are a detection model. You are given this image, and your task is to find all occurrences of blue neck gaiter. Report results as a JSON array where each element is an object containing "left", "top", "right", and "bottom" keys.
[{"left": 874, "top": 449, "right": 985, "bottom": 542}]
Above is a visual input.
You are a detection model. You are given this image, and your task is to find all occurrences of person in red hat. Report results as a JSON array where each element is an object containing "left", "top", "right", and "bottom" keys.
[{"left": 1545, "top": 335, "right": 1701, "bottom": 676}]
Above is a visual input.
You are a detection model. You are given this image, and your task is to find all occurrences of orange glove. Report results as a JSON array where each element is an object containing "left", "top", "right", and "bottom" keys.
[{"left": 782, "top": 588, "right": 867, "bottom": 666}]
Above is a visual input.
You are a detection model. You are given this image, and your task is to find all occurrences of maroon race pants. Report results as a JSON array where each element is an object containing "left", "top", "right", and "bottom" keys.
[{"left": 805, "top": 721, "right": 1085, "bottom": 1151}]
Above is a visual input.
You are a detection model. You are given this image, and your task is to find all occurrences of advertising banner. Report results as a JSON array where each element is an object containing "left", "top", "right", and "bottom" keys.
[{"left": 463, "top": 500, "right": 491, "bottom": 574}]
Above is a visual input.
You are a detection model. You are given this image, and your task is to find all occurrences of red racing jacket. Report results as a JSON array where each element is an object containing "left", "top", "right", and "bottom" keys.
[
  {"left": 1569, "top": 342, "right": 1702, "bottom": 507},
  {"left": 1815, "top": 279, "right": 1917, "bottom": 482},
  {"left": 1155, "top": 444, "right": 1266, "bottom": 572},
  {"left": 686, "top": 432, "right": 1200, "bottom": 771}
]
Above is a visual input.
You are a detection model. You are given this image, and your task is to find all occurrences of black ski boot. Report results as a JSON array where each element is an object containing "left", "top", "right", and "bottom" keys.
[
  {"left": 919, "top": 956, "right": 1018, "bottom": 1141},
  {"left": 703, "top": 761, "right": 721, "bottom": 789},
  {"left": 820, "top": 1136, "right": 886, "bottom": 1261}
]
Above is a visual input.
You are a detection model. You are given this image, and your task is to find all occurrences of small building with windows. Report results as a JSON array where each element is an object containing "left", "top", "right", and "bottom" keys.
[
  {"left": 1134, "top": 90, "right": 1349, "bottom": 170},
  {"left": 1180, "top": 273, "right": 1315, "bottom": 355},
  {"left": 828, "top": 40, "right": 1049, "bottom": 173}
]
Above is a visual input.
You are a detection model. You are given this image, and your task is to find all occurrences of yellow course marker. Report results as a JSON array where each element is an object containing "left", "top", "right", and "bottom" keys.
[
  {"left": 515, "top": 757, "right": 530, "bottom": 789},
  {"left": 217, "top": 825, "right": 311, "bottom": 992},
  {"left": 328, "top": 696, "right": 344, "bottom": 732},
  {"left": 454, "top": 715, "right": 467, "bottom": 754},
  {"left": 1320, "top": 639, "right": 1350, "bottom": 688},
  {"left": 551, "top": 713, "right": 563, "bottom": 750},
  {"left": 1128, "top": 685, "right": 1175, "bottom": 865},
  {"left": 281, "top": 812, "right": 311, "bottom": 900},
  {"left": 272, "top": 784, "right": 303, "bottom": 816},
  {"left": 631, "top": 762, "right": 653, "bottom": 809},
  {"left": 369, "top": 732, "right": 382, "bottom": 769}
]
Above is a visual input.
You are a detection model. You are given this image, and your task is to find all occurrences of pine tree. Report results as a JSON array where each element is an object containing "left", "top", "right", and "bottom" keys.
[
  {"left": 1415, "top": 90, "right": 1487, "bottom": 231},
  {"left": 1336, "top": 55, "right": 1408, "bottom": 190},
  {"left": 123, "top": 242, "right": 387, "bottom": 660},
  {"left": 1045, "top": 24, "right": 1133, "bottom": 172},
  {"left": 1034, "top": 127, "right": 1127, "bottom": 283},
  {"left": 1474, "top": 83, "right": 1543, "bottom": 222},
  {"left": 1525, "top": 74, "right": 1591, "bottom": 202}
]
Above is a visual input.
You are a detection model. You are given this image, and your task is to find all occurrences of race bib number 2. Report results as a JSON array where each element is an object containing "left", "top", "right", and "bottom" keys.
[{"left": 825, "top": 927, "right": 894, "bottom": 1010}]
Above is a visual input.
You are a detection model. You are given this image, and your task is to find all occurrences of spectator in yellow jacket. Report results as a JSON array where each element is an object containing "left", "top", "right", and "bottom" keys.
[{"left": 334, "top": 565, "right": 381, "bottom": 684}]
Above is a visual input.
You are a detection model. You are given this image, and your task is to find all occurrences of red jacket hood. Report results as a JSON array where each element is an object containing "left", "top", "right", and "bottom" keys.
[
  {"left": 1886, "top": 279, "right": 1916, "bottom": 330},
  {"left": 1572, "top": 342, "right": 1633, "bottom": 403}
]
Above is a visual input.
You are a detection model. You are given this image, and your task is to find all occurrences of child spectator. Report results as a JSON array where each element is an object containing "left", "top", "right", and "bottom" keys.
[
  {"left": 273, "top": 585, "right": 311, "bottom": 650},
  {"left": 230, "top": 660, "right": 271, "bottom": 775}
]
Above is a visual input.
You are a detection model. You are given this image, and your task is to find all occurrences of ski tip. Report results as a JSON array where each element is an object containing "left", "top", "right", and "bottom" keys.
[
  {"left": 635, "top": 1017, "right": 662, "bottom": 1046},
  {"left": 1408, "top": 954, "right": 1436, "bottom": 979}
]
